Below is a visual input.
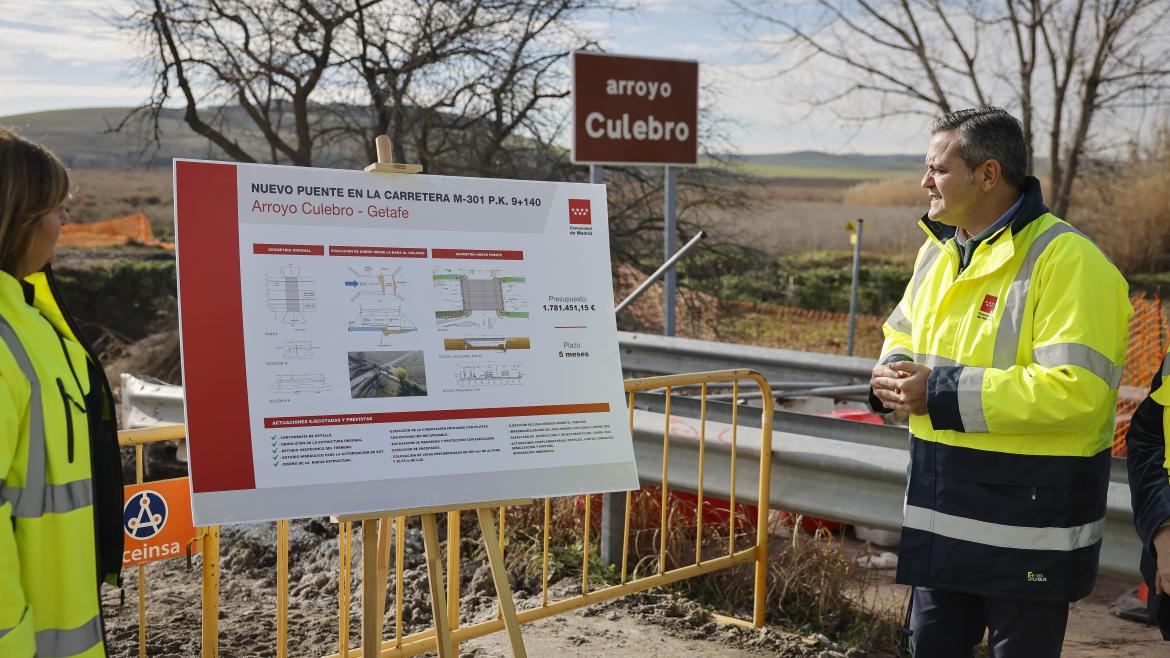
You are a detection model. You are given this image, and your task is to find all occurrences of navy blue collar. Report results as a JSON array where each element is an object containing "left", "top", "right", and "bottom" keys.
[
  {"left": 20, "top": 279, "right": 34, "bottom": 306},
  {"left": 956, "top": 195, "right": 1023, "bottom": 246}
]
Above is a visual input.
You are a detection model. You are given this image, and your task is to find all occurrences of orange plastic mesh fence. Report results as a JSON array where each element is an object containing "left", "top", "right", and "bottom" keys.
[
  {"left": 1114, "top": 293, "right": 1168, "bottom": 456},
  {"left": 58, "top": 213, "right": 173, "bottom": 249}
]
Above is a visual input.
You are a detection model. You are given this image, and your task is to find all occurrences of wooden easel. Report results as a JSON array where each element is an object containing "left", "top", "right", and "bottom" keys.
[{"left": 344, "top": 135, "right": 530, "bottom": 658}]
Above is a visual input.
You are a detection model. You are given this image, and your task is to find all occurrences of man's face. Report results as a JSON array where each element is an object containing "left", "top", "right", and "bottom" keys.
[{"left": 922, "top": 131, "right": 979, "bottom": 227}]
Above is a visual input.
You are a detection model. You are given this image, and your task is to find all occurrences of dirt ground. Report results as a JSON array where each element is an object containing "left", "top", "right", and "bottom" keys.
[
  {"left": 850, "top": 550, "right": 1165, "bottom": 658},
  {"left": 101, "top": 519, "right": 863, "bottom": 658},
  {"left": 99, "top": 517, "right": 1165, "bottom": 658}
]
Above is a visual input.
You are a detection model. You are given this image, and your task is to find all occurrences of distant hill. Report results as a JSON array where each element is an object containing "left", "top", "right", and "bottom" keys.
[
  {"left": 3, "top": 106, "right": 929, "bottom": 178},
  {"left": 0, "top": 106, "right": 373, "bottom": 170},
  {"left": 0, "top": 107, "right": 239, "bottom": 169}
]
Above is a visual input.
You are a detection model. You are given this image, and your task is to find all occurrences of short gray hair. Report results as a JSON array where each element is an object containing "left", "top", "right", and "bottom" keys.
[{"left": 930, "top": 107, "right": 1027, "bottom": 190}]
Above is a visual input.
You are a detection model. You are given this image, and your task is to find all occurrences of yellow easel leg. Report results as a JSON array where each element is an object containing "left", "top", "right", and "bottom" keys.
[
  {"left": 361, "top": 519, "right": 384, "bottom": 658},
  {"left": 476, "top": 508, "right": 528, "bottom": 658},
  {"left": 421, "top": 513, "right": 453, "bottom": 658}
]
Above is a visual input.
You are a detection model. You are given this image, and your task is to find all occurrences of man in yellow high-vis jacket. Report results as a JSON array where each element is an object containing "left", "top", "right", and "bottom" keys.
[
  {"left": 869, "top": 108, "right": 1131, "bottom": 657},
  {"left": 1, "top": 129, "right": 124, "bottom": 657}
]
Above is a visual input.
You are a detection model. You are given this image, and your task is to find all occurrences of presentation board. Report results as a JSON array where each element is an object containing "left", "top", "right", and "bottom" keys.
[{"left": 173, "top": 160, "right": 638, "bottom": 525}]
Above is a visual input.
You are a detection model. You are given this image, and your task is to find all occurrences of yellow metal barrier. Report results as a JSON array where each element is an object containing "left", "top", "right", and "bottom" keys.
[
  {"left": 116, "top": 424, "right": 221, "bottom": 658},
  {"left": 115, "top": 369, "right": 773, "bottom": 658},
  {"left": 328, "top": 368, "right": 773, "bottom": 657}
]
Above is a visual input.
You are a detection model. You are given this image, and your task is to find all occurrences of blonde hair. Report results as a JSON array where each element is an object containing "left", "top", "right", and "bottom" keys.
[{"left": 0, "top": 128, "right": 71, "bottom": 276}]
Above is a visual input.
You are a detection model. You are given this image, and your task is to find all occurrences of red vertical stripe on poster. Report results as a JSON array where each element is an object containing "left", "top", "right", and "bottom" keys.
[{"left": 175, "top": 162, "right": 256, "bottom": 493}]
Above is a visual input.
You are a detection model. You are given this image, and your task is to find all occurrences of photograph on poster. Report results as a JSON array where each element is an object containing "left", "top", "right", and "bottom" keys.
[{"left": 348, "top": 350, "right": 428, "bottom": 399}]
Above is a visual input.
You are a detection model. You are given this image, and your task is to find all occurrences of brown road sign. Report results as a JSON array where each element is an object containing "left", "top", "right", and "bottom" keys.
[{"left": 572, "top": 51, "right": 699, "bottom": 166}]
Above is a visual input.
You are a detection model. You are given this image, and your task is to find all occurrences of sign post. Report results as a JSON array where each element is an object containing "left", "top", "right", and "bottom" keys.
[
  {"left": 571, "top": 50, "right": 699, "bottom": 338},
  {"left": 573, "top": 51, "right": 698, "bottom": 563},
  {"left": 663, "top": 165, "right": 678, "bottom": 336},
  {"left": 846, "top": 219, "right": 864, "bottom": 356}
]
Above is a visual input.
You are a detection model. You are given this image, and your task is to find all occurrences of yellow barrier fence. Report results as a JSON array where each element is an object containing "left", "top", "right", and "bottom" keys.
[{"left": 116, "top": 369, "right": 773, "bottom": 657}]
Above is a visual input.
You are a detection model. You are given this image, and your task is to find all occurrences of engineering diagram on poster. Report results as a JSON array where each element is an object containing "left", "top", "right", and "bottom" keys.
[
  {"left": 433, "top": 268, "right": 528, "bottom": 331},
  {"left": 271, "top": 373, "right": 329, "bottom": 393},
  {"left": 345, "top": 265, "right": 406, "bottom": 302},
  {"left": 343, "top": 264, "right": 417, "bottom": 347},
  {"left": 443, "top": 337, "right": 531, "bottom": 351},
  {"left": 455, "top": 362, "right": 524, "bottom": 387},
  {"left": 348, "top": 306, "right": 418, "bottom": 347},
  {"left": 266, "top": 265, "right": 317, "bottom": 325},
  {"left": 277, "top": 340, "right": 318, "bottom": 359}
]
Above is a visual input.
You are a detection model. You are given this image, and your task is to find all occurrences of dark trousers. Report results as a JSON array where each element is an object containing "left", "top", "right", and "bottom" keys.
[{"left": 908, "top": 587, "right": 1070, "bottom": 658}]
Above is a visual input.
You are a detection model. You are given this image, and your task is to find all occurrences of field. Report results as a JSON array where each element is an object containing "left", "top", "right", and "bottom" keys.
[
  {"left": 700, "top": 180, "right": 926, "bottom": 256},
  {"left": 68, "top": 168, "right": 174, "bottom": 233},
  {"left": 720, "top": 161, "right": 922, "bottom": 181},
  {"left": 711, "top": 151, "right": 923, "bottom": 181}
]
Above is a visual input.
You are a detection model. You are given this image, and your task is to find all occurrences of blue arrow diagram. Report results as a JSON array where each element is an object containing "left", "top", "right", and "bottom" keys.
[{"left": 344, "top": 280, "right": 359, "bottom": 287}]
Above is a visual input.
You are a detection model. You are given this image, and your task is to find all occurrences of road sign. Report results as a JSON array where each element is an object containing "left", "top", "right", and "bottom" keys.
[{"left": 572, "top": 51, "right": 699, "bottom": 166}]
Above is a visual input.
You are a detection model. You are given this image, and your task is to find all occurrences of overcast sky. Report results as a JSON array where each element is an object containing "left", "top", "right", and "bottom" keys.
[{"left": 0, "top": 0, "right": 930, "bottom": 155}]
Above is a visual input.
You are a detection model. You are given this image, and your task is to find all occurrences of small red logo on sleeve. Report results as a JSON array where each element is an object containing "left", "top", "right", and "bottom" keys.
[
  {"left": 980, "top": 294, "right": 998, "bottom": 314},
  {"left": 569, "top": 199, "right": 592, "bottom": 225}
]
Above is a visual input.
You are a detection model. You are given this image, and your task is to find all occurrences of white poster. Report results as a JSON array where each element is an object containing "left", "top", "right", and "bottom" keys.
[{"left": 173, "top": 160, "right": 638, "bottom": 524}]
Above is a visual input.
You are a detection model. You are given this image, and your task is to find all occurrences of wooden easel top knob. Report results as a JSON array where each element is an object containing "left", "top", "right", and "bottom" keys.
[
  {"left": 365, "top": 134, "right": 423, "bottom": 174},
  {"left": 375, "top": 135, "right": 393, "bottom": 165}
]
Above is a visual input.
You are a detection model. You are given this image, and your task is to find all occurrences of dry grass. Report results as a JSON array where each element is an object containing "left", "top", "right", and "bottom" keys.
[
  {"left": 614, "top": 264, "right": 888, "bottom": 359},
  {"left": 499, "top": 490, "right": 902, "bottom": 653},
  {"left": 68, "top": 168, "right": 173, "bottom": 230},
  {"left": 64, "top": 169, "right": 931, "bottom": 259},
  {"left": 703, "top": 182, "right": 926, "bottom": 256},
  {"left": 1070, "top": 127, "right": 1170, "bottom": 274},
  {"left": 842, "top": 179, "right": 925, "bottom": 207}
]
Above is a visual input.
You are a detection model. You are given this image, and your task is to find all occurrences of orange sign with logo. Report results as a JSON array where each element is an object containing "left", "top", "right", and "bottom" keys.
[{"left": 122, "top": 477, "right": 199, "bottom": 567}]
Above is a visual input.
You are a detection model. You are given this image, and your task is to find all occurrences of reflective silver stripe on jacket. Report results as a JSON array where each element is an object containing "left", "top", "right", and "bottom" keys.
[
  {"left": 0, "top": 316, "right": 46, "bottom": 518},
  {"left": 885, "top": 305, "right": 911, "bottom": 335},
  {"left": 992, "top": 224, "right": 1079, "bottom": 369},
  {"left": 0, "top": 479, "right": 92, "bottom": 516},
  {"left": 957, "top": 366, "right": 989, "bottom": 432},
  {"left": 36, "top": 614, "right": 102, "bottom": 657},
  {"left": 914, "top": 353, "right": 963, "bottom": 368},
  {"left": 1033, "top": 342, "right": 1123, "bottom": 388},
  {"left": 910, "top": 243, "right": 942, "bottom": 303},
  {"left": 903, "top": 504, "right": 1104, "bottom": 552},
  {"left": 0, "top": 316, "right": 92, "bottom": 517}
]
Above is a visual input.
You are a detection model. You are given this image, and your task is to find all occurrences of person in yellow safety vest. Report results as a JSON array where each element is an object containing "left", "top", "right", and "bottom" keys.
[
  {"left": 1124, "top": 347, "right": 1170, "bottom": 639},
  {"left": 0, "top": 128, "right": 124, "bottom": 657},
  {"left": 868, "top": 107, "right": 1131, "bottom": 657}
]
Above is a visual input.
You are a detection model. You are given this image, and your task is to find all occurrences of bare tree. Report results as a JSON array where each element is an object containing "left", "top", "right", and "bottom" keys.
[
  {"left": 121, "top": 0, "right": 751, "bottom": 279},
  {"left": 121, "top": 0, "right": 607, "bottom": 177},
  {"left": 123, "top": 0, "right": 371, "bottom": 166},
  {"left": 342, "top": 0, "right": 596, "bottom": 178},
  {"left": 730, "top": 0, "right": 1170, "bottom": 216}
]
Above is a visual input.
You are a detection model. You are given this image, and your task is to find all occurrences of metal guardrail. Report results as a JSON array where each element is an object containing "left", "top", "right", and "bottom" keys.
[
  {"left": 618, "top": 331, "right": 874, "bottom": 384},
  {"left": 119, "top": 349, "right": 1143, "bottom": 580},
  {"left": 122, "top": 373, "right": 188, "bottom": 460},
  {"left": 632, "top": 393, "right": 1140, "bottom": 579}
]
